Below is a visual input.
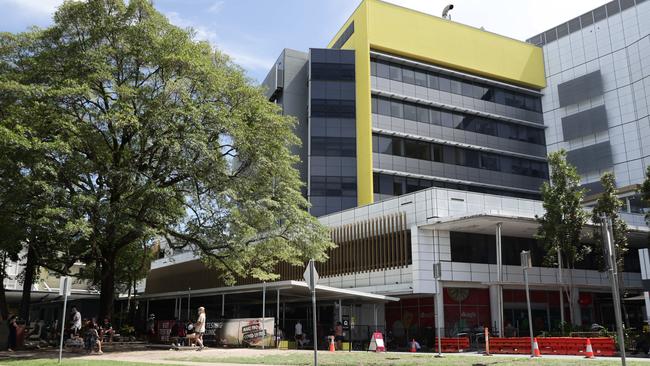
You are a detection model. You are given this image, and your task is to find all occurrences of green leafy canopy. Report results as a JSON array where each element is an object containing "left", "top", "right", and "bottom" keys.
[
  {"left": 0, "top": 0, "right": 333, "bottom": 317},
  {"left": 535, "top": 150, "right": 589, "bottom": 268}
]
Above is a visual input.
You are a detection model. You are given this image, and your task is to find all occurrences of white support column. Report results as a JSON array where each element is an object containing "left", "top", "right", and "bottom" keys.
[
  {"left": 489, "top": 285, "right": 503, "bottom": 336},
  {"left": 570, "top": 288, "right": 581, "bottom": 326},
  {"left": 644, "top": 292, "right": 650, "bottom": 324},
  {"left": 495, "top": 223, "right": 504, "bottom": 336}
]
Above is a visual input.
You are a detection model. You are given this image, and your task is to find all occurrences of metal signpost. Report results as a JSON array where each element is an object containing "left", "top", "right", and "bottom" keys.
[
  {"left": 433, "top": 262, "right": 443, "bottom": 357},
  {"left": 520, "top": 251, "right": 534, "bottom": 358},
  {"left": 303, "top": 260, "right": 319, "bottom": 366},
  {"left": 262, "top": 282, "right": 266, "bottom": 350},
  {"left": 58, "top": 276, "right": 71, "bottom": 363},
  {"left": 601, "top": 216, "right": 626, "bottom": 366}
]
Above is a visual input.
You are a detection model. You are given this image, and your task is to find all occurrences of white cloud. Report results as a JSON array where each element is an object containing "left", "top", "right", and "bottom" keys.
[
  {"left": 164, "top": 11, "right": 274, "bottom": 73},
  {"left": 207, "top": 1, "right": 224, "bottom": 14},
  {"left": 0, "top": 0, "right": 64, "bottom": 29}
]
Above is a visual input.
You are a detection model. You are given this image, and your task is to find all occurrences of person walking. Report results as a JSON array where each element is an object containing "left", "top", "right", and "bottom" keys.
[
  {"left": 70, "top": 306, "right": 82, "bottom": 337},
  {"left": 195, "top": 307, "right": 206, "bottom": 351},
  {"left": 7, "top": 315, "right": 18, "bottom": 352}
]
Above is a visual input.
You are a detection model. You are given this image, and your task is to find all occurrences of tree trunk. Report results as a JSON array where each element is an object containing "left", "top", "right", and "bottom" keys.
[
  {"left": 0, "top": 277, "right": 8, "bottom": 320},
  {"left": 19, "top": 245, "right": 37, "bottom": 323},
  {"left": 98, "top": 257, "right": 116, "bottom": 321}
]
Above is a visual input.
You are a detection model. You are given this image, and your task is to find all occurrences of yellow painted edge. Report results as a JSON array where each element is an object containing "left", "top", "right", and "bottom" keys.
[{"left": 354, "top": 2, "right": 373, "bottom": 206}]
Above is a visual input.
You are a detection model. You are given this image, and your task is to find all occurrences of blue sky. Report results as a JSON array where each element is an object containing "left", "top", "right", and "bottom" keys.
[{"left": 0, "top": 0, "right": 609, "bottom": 82}]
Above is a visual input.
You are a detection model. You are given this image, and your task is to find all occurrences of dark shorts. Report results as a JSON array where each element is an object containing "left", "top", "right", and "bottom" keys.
[{"left": 335, "top": 335, "right": 344, "bottom": 341}]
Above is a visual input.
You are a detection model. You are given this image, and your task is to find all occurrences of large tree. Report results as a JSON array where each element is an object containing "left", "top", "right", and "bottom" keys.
[
  {"left": 0, "top": 0, "right": 332, "bottom": 319},
  {"left": 536, "top": 150, "right": 589, "bottom": 325}
]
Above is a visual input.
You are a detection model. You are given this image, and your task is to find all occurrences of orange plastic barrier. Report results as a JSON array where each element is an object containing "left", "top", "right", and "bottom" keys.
[
  {"left": 488, "top": 337, "right": 616, "bottom": 356},
  {"left": 433, "top": 337, "right": 470, "bottom": 352}
]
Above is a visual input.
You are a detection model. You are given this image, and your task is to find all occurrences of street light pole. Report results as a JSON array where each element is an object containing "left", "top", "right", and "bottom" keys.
[
  {"left": 521, "top": 251, "right": 534, "bottom": 358},
  {"left": 433, "top": 262, "right": 442, "bottom": 357},
  {"left": 601, "top": 215, "right": 626, "bottom": 366},
  {"left": 558, "top": 248, "right": 565, "bottom": 332}
]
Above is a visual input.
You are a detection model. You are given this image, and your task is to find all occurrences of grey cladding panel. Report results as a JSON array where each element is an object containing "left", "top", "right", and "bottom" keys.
[
  {"left": 561, "top": 105, "right": 608, "bottom": 140},
  {"left": 557, "top": 71, "right": 603, "bottom": 107},
  {"left": 566, "top": 142, "right": 612, "bottom": 174}
]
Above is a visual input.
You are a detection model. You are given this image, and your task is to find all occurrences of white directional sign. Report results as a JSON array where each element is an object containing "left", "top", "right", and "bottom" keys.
[
  {"left": 59, "top": 276, "right": 72, "bottom": 296},
  {"left": 303, "top": 260, "right": 319, "bottom": 291}
]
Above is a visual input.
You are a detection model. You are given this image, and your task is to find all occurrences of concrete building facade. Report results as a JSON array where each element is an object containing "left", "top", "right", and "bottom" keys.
[
  {"left": 142, "top": 0, "right": 650, "bottom": 349},
  {"left": 528, "top": 0, "right": 650, "bottom": 219}
]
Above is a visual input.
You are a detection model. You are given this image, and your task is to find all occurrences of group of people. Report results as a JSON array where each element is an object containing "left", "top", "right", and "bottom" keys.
[
  {"left": 157, "top": 307, "right": 206, "bottom": 351},
  {"left": 292, "top": 320, "right": 345, "bottom": 350},
  {"left": 68, "top": 306, "right": 114, "bottom": 355}
]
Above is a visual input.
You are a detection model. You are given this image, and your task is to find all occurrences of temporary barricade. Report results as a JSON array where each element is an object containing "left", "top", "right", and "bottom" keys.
[
  {"left": 488, "top": 337, "right": 615, "bottom": 356},
  {"left": 433, "top": 337, "right": 470, "bottom": 352}
]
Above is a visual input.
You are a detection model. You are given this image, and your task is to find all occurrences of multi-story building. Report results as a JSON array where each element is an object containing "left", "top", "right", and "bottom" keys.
[
  {"left": 263, "top": 0, "right": 548, "bottom": 217},
  {"left": 142, "top": 0, "right": 650, "bottom": 348},
  {"left": 527, "top": 0, "right": 650, "bottom": 225}
]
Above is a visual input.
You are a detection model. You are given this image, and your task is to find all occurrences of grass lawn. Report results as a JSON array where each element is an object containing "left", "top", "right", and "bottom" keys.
[
  {"left": 0, "top": 360, "right": 183, "bottom": 366},
  {"left": 168, "top": 351, "right": 647, "bottom": 366}
]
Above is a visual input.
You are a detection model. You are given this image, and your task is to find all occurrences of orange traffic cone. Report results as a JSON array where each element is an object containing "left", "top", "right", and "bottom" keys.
[
  {"left": 329, "top": 337, "right": 336, "bottom": 352},
  {"left": 410, "top": 339, "right": 417, "bottom": 353},
  {"left": 584, "top": 338, "right": 595, "bottom": 359},
  {"left": 532, "top": 338, "right": 542, "bottom": 357}
]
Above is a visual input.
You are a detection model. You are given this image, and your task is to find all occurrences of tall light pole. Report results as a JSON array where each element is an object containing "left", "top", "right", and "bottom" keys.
[
  {"left": 601, "top": 215, "right": 626, "bottom": 366},
  {"left": 521, "top": 251, "right": 534, "bottom": 358},
  {"left": 433, "top": 262, "right": 443, "bottom": 357},
  {"left": 558, "top": 248, "right": 565, "bottom": 332}
]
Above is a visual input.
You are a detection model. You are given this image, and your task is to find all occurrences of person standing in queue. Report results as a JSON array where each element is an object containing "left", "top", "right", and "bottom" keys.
[
  {"left": 334, "top": 321, "right": 344, "bottom": 350},
  {"left": 195, "top": 307, "right": 206, "bottom": 351}
]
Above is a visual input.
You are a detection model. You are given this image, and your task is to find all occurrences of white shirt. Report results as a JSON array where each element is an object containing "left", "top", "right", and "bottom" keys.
[
  {"left": 72, "top": 311, "right": 81, "bottom": 330},
  {"left": 295, "top": 322, "right": 302, "bottom": 336},
  {"left": 196, "top": 313, "right": 206, "bottom": 333}
]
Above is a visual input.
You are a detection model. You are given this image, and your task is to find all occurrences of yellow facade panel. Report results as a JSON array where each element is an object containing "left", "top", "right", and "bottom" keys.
[
  {"left": 366, "top": 0, "right": 546, "bottom": 89},
  {"left": 326, "top": 0, "right": 546, "bottom": 208}
]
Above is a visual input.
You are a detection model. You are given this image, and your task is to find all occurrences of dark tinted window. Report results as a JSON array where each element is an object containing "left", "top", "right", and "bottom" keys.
[
  {"left": 403, "top": 103, "right": 417, "bottom": 121},
  {"left": 404, "top": 139, "right": 431, "bottom": 160},
  {"left": 390, "top": 100, "right": 403, "bottom": 118},
  {"left": 311, "top": 137, "right": 356, "bottom": 157},
  {"left": 370, "top": 57, "right": 542, "bottom": 113},
  {"left": 311, "top": 63, "right": 354, "bottom": 81},
  {"left": 376, "top": 61, "right": 390, "bottom": 79},
  {"left": 416, "top": 106, "right": 429, "bottom": 123},
  {"left": 389, "top": 65, "right": 402, "bottom": 81},
  {"left": 402, "top": 68, "right": 415, "bottom": 84},
  {"left": 593, "top": 5, "right": 607, "bottom": 21},
  {"left": 415, "top": 71, "right": 427, "bottom": 87},
  {"left": 373, "top": 173, "right": 541, "bottom": 200},
  {"left": 371, "top": 96, "right": 544, "bottom": 144},
  {"left": 311, "top": 99, "right": 355, "bottom": 118},
  {"left": 372, "top": 133, "right": 548, "bottom": 179}
]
